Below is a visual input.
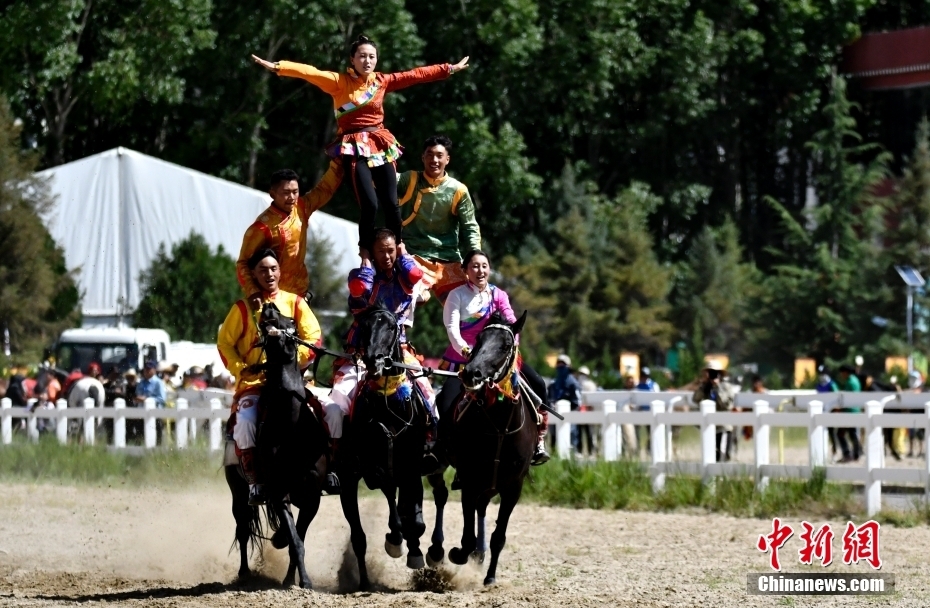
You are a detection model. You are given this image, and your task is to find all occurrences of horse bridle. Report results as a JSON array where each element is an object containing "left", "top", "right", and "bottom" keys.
[{"left": 461, "top": 323, "right": 518, "bottom": 392}]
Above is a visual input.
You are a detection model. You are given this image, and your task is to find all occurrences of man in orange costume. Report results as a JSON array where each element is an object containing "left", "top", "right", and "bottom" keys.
[{"left": 237, "top": 166, "right": 342, "bottom": 311}]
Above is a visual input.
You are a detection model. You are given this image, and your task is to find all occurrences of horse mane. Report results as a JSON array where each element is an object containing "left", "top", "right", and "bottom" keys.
[{"left": 486, "top": 311, "right": 509, "bottom": 327}]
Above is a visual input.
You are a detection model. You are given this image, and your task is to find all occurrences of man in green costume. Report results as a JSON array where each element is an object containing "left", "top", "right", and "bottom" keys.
[{"left": 397, "top": 134, "right": 482, "bottom": 305}]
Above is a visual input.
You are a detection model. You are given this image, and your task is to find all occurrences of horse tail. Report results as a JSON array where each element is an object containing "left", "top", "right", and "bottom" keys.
[
  {"left": 247, "top": 506, "right": 265, "bottom": 556},
  {"left": 264, "top": 503, "right": 282, "bottom": 535},
  {"left": 88, "top": 384, "right": 101, "bottom": 405},
  {"left": 230, "top": 504, "right": 265, "bottom": 559}
]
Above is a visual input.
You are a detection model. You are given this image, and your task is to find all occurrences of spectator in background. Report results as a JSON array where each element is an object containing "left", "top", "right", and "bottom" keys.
[
  {"left": 621, "top": 375, "right": 638, "bottom": 457},
  {"left": 124, "top": 368, "right": 138, "bottom": 399},
  {"left": 575, "top": 365, "right": 598, "bottom": 455},
  {"left": 548, "top": 354, "right": 582, "bottom": 455},
  {"left": 835, "top": 364, "right": 861, "bottom": 463},
  {"left": 184, "top": 366, "right": 208, "bottom": 390},
  {"left": 6, "top": 371, "right": 27, "bottom": 406},
  {"left": 135, "top": 360, "right": 166, "bottom": 408},
  {"left": 86, "top": 362, "right": 103, "bottom": 381},
  {"left": 636, "top": 367, "right": 660, "bottom": 392},
  {"left": 865, "top": 372, "right": 902, "bottom": 461},
  {"left": 816, "top": 365, "right": 839, "bottom": 461},
  {"left": 634, "top": 367, "right": 660, "bottom": 456},
  {"left": 692, "top": 361, "right": 735, "bottom": 462}
]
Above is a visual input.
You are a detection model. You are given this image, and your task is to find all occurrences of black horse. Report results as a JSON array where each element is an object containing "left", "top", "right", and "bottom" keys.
[
  {"left": 339, "top": 302, "right": 432, "bottom": 590},
  {"left": 225, "top": 302, "right": 329, "bottom": 588},
  {"left": 439, "top": 310, "right": 537, "bottom": 585}
]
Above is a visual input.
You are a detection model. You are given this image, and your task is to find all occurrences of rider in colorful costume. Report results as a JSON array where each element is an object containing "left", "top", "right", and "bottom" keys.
[
  {"left": 237, "top": 168, "right": 342, "bottom": 310},
  {"left": 439, "top": 250, "right": 550, "bottom": 465},
  {"left": 397, "top": 135, "right": 481, "bottom": 306},
  {"left": 218, "top": 248, "right": 323, "bottom": 505},
  {"left": 321, "top": 229, "right": 439, "bottom": 464},
  {"left": 252, "top": 36, "right": 469, "bottom": 262}
]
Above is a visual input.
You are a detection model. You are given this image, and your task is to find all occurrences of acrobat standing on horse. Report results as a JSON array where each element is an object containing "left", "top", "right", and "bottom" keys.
[
  {"left": 320, "top": 228, "right": 440, "bottom": 471},
  {"left": 252, "top": 36, "right": 469, "bottom": 264},
  {"left": 217, "top": 248, "right": 325, "bottom": 505}
]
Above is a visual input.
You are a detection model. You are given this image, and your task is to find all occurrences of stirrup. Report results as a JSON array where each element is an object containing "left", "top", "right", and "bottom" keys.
[
  {"left": 248, "top": 484, "right": 267, "bottom": 506},
  {"left": 531, "top": 444, "right": 550, "bottom": 466},
  {"left": 451, "top": 472, "right": 462, "bottom": 491}
]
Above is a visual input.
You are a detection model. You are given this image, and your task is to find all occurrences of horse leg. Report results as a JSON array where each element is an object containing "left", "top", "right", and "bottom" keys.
[
  {"left": 484, "top": 481, "right": 523, "bottom": 585},
  {"left": 226, "top": 467, "right": 253, "bottom": 580},
  {"left": 449, "top": 486, "right": 477, "bottom": 565},
  {"left": 398, "top": 476, "right": 426, "bottom": 569},
  {"left": 283, "top": 494, "right": 321, "bottom": 587},
  {"left": 426, "top": 470, "right": 448, "bottom": 566},
  {"left": 382, "top": 483, "right": 404, "bottom": 559},
  {"left": 339, "top": 474, "right": 371, "bottom": 591},
  {"left": 474, "top": 494, "right": 488, "bottom": 564},
  {"left": 276, "top": 500, "right": 312, "bottom": 589}
]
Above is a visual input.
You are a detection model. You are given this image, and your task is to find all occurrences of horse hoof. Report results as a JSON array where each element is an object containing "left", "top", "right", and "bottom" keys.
[
  {"left": 426, "top": 546, "right": 445, "bottom": 567},
  {"left": 449, "top": 547, "right": 468, "bottom": 566},
  {"left": 384, "top": 539, "right": 404, "bottom": 558},
  {"left": 484, "top": 576, "right": 497, "bottom": 586},
  {"left": 471, "top": 551, "right": 486, "bottom": 565},
  {"left": 300, "top": 579, "right": 313, "bottom": 590},
  {"left": 271, "top": 527, "right": 289, "bottom": 550},
  {"left": 237, "top": 569, "right": 251, "bottom": 581},
  {"left": 407, "top": 553, "right": 425, "bottom": 569}
]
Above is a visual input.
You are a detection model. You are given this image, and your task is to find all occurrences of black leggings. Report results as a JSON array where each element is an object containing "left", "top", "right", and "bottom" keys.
[{"left": 343, "top": 156, "right": 402, "bottom": 253}]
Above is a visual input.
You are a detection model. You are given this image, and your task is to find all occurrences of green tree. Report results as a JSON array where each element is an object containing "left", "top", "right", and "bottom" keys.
[
  {"left": 0, "top": 0, "right": 215, "bottom": 166},
  {"left": 671, "top": 219, "right": 757, "bottom": 358},
  {"left": 0, "top": 98, "right": 81, "bottom": 359},
  {"left": 134, "top": 233, "right": 241, "bottom": 343},
  {"left": 753, "top": 76, "right": 891, "bottom": 366},
  {"left": 499, "top": 167, "right": 672, "bottom": 367}
]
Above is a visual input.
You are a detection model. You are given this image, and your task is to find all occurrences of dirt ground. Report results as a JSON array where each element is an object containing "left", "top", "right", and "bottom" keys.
[{"left": 0, "top": 481, "right": 926, "bottom": 607}]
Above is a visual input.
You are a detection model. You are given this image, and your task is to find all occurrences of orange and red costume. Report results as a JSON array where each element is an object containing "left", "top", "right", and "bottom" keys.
[
  {"left": 236, "top": 161, "right": 343, "bottom": 298},
  {"left": 275, "top": 61, "right": 453, "bottom": 167}
]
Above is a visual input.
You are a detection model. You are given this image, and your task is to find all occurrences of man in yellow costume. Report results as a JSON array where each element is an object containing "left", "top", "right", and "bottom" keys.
[
  {"left": 237, "top": 166, "right": 342, "bottom": 311},
  {"left": 218, "top": 248, "right": 325, "bottom": 505}
]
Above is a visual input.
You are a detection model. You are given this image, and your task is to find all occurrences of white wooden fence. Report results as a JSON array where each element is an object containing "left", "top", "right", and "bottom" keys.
[
  {"left": 554, "top": 391, "right": 930, "bottom": 515},
  {"left": 0, "top": 396, "right": 231, "bottom": 452},
  {"left": 5, "top": 388, "right": 930, "bottom": 515}
]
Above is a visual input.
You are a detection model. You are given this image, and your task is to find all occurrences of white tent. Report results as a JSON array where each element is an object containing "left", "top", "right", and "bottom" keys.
[{"left": 37, "top": 147, "right": 357, "bottom": 327}]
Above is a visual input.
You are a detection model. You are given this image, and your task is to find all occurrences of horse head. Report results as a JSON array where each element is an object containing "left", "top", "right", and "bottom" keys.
[
  {"left": 461, "top": 311, "right": 527, "bottom": 391},
  {"left": 355, "top": 300, "right": 400, "bottom": 379},
  {"left": 259, "top": 302, "right": 305, "bottom": 407}
]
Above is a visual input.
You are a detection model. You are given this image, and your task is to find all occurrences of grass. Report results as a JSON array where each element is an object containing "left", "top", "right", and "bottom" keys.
[
  {"left": 0, "top": 436, "right": 224, "bottom": 487},
  {"left": 3, "top": 438, "right": 926, "bottom": 524},
  {"left": 522, "top": 458, "right": 863, "bottom": 519}
]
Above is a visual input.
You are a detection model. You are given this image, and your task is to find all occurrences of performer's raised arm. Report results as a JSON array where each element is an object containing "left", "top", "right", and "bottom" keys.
[{"left": 252, "top": 54, "right": 342, "bottom": 95}]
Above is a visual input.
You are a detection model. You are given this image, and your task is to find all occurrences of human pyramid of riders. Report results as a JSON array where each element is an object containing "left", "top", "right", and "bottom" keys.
[{"left": 217, "top": 35, "right": 550, "bottom": 508}]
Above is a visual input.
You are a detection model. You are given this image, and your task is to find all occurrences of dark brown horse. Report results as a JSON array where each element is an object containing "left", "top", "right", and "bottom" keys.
[
  {"left": 225, "top": 303, "right": 329, "bottom": 588},
  {"left": 441, "top": 310, "right": 537, "bottom": 585},
  {"left": 339, "top": 302, "right": 431, "bottom": 590}
]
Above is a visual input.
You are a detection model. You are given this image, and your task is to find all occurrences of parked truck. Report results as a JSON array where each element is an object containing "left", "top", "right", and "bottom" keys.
[{"left": 54, "top": 327, "right": 227, "bottom": 384}]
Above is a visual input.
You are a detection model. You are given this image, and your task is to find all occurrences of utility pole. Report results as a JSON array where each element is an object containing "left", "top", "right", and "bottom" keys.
[{"left": 896, "top": 266, "right": 925, "bottom": 374}]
